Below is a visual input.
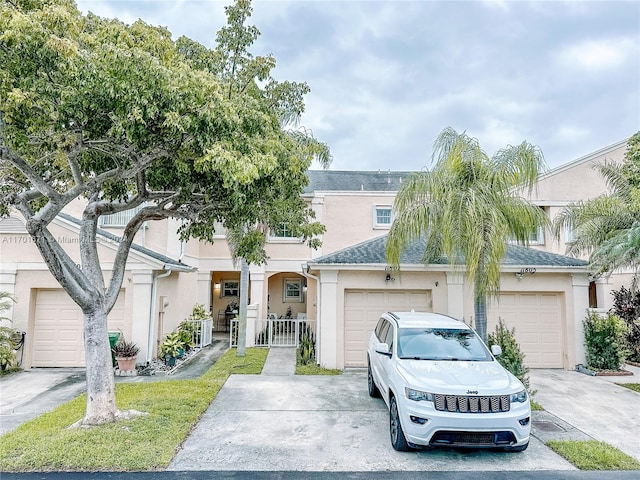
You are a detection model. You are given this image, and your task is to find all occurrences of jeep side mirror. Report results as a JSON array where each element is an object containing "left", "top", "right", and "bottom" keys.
[
  {"left": 375, "top": 342, "right": 391, "bottom": 357},
  {"left": 491, "top": 344, "right": 502, "bottom": 357}
]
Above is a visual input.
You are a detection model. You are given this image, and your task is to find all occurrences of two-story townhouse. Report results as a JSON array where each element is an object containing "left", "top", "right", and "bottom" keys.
[{"left": 0, "top": 137, "right": 630, "bottom": 371}]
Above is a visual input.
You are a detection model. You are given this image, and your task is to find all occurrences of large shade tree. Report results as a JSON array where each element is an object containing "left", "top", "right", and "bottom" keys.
[
  {"left": 387, "top": 127, "right": 548, "bottom": 341},
  {"left": 552, "top": 131, "right": 640, "bottom": 277},
  {"left": 0, "top": 0, "right": 329, "bottom": 425}
]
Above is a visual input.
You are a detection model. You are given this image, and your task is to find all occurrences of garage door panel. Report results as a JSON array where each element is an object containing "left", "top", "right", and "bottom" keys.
[
  {"left": 33, "top": 289, "right": 126, "bottom": 367},
  {"left": 488, "top": 292, "right": 563, "bottom": 368},
  {"left": 344, "top": 289, "right": 432, "bottom": 367}
]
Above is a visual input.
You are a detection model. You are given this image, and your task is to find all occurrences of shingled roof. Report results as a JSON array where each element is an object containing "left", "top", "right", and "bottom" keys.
[
  {"left": 304, "top": 170, "right": 414, "bottom": 193},
  {"left": 310, "top": 234, "right": 589, "bottom": 268}
]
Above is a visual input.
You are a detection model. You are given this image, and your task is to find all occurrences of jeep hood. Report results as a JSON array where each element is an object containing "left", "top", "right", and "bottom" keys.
[{"left": 397, "top": 359, "right": 524, "bottom": 395}]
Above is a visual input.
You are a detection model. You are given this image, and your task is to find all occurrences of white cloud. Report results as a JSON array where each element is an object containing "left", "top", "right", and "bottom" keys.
[
  {"left": 555, "top": 37, "right": 638, "bottom": 72},
  {"left": 74, "top": 1, "right": 639, "bottom": 171}
]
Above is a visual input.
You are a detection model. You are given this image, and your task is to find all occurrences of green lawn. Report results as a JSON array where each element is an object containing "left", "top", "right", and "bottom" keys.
[
  {"left": 546, "top": 440, "right": 640, "bottom": 470},
  {"left": 0, "top": 347, "right": 268, "bottom": 472},
  {"left": 295, "top": 363, "right": 342, "bottom": 375},
  {"left": 616, "top": 383, "right": 640, "bottom": 393}
]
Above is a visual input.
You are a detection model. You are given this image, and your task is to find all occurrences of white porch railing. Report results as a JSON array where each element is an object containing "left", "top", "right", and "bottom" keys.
[
  {"left": 182, "top": 318, "right": 213, "bottom": 348},
  {"left": 230, "top": 318, "right": 316, "bottom": 349}
]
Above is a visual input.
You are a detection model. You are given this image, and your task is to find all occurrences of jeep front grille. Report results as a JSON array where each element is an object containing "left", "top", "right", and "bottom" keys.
[{"left": 434, "top": 394, "right": 510, "bottom": 413}]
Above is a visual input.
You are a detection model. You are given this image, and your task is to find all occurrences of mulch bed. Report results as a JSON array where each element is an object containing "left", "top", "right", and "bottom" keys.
[{"left": 593, "top": 369, "right": 634, "bottom": 376}]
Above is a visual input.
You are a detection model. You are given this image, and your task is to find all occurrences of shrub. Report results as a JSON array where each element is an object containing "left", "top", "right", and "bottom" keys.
[
  {"left": 487, "top": 318, "right": 531, "bottom": 392},
  {"left": 583, "top": 310, "right": 628, "bottom": 371},
  {"left": 610, "top": 285, "right": 640, "bottom": 363},
  {"left": 296, "top": 322, "right": 316, "bottom": 366},
  {"left": 0, "top": 292, "right": 18, "bottom": 371}
]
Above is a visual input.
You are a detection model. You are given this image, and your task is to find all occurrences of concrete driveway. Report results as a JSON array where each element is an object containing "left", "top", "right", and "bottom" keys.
[{"left": 168, "top": 354, "right": 579, "bottom": 472}]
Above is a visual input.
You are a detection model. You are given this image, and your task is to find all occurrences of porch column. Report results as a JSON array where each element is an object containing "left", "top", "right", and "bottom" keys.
[
  {"left": 131, "top": 270, "right": 154, "bottom": 364},
  {"left": 196, "top": 271, "right": 212, "bottom": 311},
  {"left": 249, "top": 269, "right": 265, "bottom": 317},
  {"left": 572, "top": 273, "right": 590, "bottom": 368},
  {"left": 595, "top": 277, "right": 614, "bottom": 311},
  {"left": 445, "top": 272, "right": 465, "bottom": 320},
  {"left": 319, "top": 270, "right": 338, "bottom": 369}
]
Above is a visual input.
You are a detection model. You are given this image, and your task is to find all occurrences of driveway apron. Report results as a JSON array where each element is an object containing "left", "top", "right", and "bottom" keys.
[
  {"left": 530, "top": 367, "right": 640, "bottom": 462},
  {"left": 168, "top": 349, "right": 574, "bottom": 472}
]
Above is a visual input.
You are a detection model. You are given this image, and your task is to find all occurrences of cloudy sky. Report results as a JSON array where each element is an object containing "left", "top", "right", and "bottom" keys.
[{"left": 75, "top": 0, "right": 639, "bottom": 172}]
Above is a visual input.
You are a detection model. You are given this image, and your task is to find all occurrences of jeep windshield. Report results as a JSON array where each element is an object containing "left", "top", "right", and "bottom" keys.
[{"left": 397, "top": 328, "right": 493, "bottom": 361}]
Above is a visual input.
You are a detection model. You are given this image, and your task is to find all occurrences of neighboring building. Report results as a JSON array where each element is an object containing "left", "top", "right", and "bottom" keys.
[{"left": 0, "top": 138, "right": 631, "bottom": 370}]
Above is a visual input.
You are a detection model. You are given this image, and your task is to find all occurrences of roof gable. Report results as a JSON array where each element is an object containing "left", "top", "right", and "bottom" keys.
[{"left": 57, "top": 213, "right": 195, "bottom": 271}]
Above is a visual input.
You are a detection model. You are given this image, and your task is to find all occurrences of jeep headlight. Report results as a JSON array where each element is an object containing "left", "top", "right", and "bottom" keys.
[
  {"left": 510, "top": 390, "right": 528, "bottom": 403},
  {"left": 405, "top": 387, "right": 433, "bottom": 402}
]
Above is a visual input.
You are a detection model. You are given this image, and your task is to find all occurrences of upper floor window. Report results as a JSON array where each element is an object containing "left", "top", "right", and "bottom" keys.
[
  {"left": 212, "top": 220, "right": 227, "bottom": 238},
  {"left": 565, "top": 222, "right": 575, "bottom": 243},
  {"left": 99, "top": 205, "right": 144, "bottom": 228},
  {"left": 269, "top": 222, "right": 301, "bottom": 242},
  {"left": 373, "top": 206, "right": 393, "bottom": 229},
  {"left": 528, "top": 226, "right": 545, "bottom": 245}
]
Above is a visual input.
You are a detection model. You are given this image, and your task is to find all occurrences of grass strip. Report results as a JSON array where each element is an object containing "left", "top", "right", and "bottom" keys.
[
  {"left": 546, "top": 440, "right": 640, "bottom": 470},
  {"left": 295, "top": 363, "right": 342, "bottom": 375},
  {"left": 0, "top": 347, "right": 268, "bottom": 472},
  {"left": 616, "top": 383, "right": 640, "bottom": 393},
  {"left": 530, "top": 400, "right": 544, "bottom": 411}
]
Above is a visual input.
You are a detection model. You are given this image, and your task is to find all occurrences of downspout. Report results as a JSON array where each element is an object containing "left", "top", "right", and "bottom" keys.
[
  {"left": 147, "top": 268, "right": 172, "bottom": 364},
  {"left": 301, "top": 264, "right": 321, "bottom": 365}
]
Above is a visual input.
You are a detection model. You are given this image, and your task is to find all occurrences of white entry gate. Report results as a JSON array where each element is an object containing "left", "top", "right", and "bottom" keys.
[{"left": 230, "top": 318, "right": 316, "bottom": 348}]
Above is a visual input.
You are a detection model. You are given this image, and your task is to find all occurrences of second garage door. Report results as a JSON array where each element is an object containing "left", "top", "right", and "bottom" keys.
[
  {"left": 32, "top": 289, "right": 126, "bottom": 367},
  {"left": 344, "top": 289, "right": 432, "bottom": 367},
  {"left": 487, "top": 292, "right": 564, "bottom": 368}
]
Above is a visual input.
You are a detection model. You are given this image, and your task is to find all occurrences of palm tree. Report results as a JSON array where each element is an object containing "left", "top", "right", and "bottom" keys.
[
  {"left": 552, "top": 132, "right": 640, "bottom": 277},
  {"left": 387, "top": 127, "right": 548, "bottom": 341}
]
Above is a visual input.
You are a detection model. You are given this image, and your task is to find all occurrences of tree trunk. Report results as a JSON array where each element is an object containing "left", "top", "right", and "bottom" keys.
[
  {"left": 236, "top": 258, "right": 249, "bottom": 357},
  {"left": 474, "top": 294, "right": 488, "bottom": 343},
  {"left": 82, "top": 307, "right": 118, "bottom": 425}
]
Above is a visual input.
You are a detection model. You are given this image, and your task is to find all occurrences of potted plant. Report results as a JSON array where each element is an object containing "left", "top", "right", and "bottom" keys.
[
  {"left": 111, "top": 338, "right": 140, "bottom": 371},
  {"left": 160, "top": 332, "right": 183, "bottom": 366}
]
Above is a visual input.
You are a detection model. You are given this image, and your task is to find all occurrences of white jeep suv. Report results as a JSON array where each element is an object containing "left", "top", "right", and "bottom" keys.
[{"left": 367, "top": 311, "right": 530, "bottom": 452}]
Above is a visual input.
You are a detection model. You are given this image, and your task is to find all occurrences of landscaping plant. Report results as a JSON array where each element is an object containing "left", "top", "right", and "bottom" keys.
[
  {"left": 0, "top": 292, "right": 18, "bottom": 372},
  {"left": 610, "top": 285, "right": 640, "bottom": 363},
  {"left": 487, "top": 318, "right": 531, "bottom": 392},
  {"left": 583, "top": 310, "right": 628, "bottom": 371}
]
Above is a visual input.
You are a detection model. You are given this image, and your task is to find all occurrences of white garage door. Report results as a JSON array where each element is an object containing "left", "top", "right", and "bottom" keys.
[
  {"left": 344, "top": 289, "right": 432, "bottom": 367},
  {"left": 32, "top": 289, "right": 126, "bottom": 367},
  {"left": 487, "top": 292, "right": 563, "bottom": 368}
]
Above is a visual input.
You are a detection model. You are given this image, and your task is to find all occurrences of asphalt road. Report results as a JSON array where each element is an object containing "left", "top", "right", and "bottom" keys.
[{"left": 1, "top": 471, "right": 639, "bottom": 480}]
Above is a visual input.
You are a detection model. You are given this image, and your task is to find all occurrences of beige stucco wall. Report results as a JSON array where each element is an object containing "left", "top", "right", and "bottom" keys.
[{"left": 315, "top": 193, "right": 396, "bottom": 255}]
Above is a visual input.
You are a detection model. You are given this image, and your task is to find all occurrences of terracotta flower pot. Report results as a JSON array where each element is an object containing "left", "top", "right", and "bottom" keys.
[{"left": 116, "top": 356, "right": 137, "bottom": 371}]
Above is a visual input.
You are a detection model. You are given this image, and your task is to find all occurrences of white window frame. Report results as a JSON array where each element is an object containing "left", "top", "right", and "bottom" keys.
[
  {"left": 99, "top": 204, "right": 145, "bottom": 228},
  {"left": 528, "top": 226, "right": 545, "bottom": 245},
  {"left": 373, "top": 205, "right": 393, "bottom": 229},
  {"left": 283, "top": 277, "right": 303, "bottom": 302},
  {"left": 268, "top": 222, "right": 303, "bottom": 243},
  {"left": 212, "top": 220, "right": 227, "bottom": 238},
  {"left": 221, "top": 280, "right": 239, "bottom": 298},
  {"left": 565, "top": 223, "right": 574, "bottom": 243}
]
